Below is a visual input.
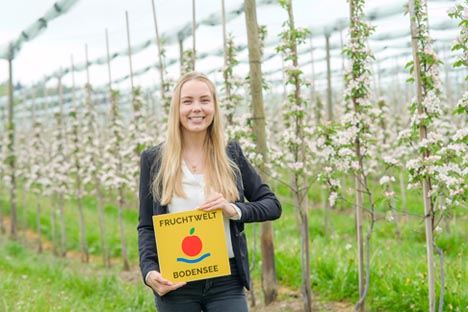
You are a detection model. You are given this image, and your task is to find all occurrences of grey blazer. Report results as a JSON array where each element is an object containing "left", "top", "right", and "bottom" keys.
[{"left": 137, "top": 141, "right": 282, "bottom": 290}]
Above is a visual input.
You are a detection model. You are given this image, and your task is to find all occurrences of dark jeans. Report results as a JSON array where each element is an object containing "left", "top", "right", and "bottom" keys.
[{"left": 154, "top": 258, "right": 248, "bottom": 312}]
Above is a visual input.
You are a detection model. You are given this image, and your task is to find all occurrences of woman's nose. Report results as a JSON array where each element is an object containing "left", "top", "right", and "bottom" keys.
[{"left": 192, "top": 101, "right": 201, "bottom": 111}]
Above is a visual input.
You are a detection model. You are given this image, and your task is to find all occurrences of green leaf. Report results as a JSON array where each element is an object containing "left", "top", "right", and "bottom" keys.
[
  {"left": 453, "top": 60, "right": 464, "bottom": 68},
  {"left": 190, "top": 227, "right": 195, "bottom": 235}
]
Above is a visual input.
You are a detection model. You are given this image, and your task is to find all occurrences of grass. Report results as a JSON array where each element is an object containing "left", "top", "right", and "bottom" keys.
[
  {"left": 245, "top": 178, "right": 468, "bottom": 311},
  {"left": 4, "top": 189, "right": 140, "bottom": 260},
  {"left": 0, "top": 238, "right": 154, "bottom": 312},
  {"left": 1, "top": 177, "right": 468, "bottom": 311}
]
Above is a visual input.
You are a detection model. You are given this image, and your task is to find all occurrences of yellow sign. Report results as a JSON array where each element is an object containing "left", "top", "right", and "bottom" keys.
[{"left": 153, "top": 209, "right": 231, "bottom": 283}]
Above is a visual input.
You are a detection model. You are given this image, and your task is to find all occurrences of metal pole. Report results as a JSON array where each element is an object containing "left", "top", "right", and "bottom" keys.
[
  {"left": 85, "top": 44, "right": 91, "bottom": 86},
  {"left": 105, "top": 28, "right": 113, "bottom": 93},
  {"left": 71, "top": 54, "right": 76, "bottom": 110},
  {"left": 125, "top": 11, "right": 135, "bottom": 96},
  {"left": 325, "top": 32, "right": 333, "bottom": 121},
  {"left": 151, "top": 0, "right": 166, "bottom": 99},
  {"left": 192, "top": 0, "right": 196, "bottom": 70},
  {"left": 309, "top": 34, "right": 315, "bottom": 99},
  {"left": 179, "top": 37, "right": 184, "bottom": 75}
]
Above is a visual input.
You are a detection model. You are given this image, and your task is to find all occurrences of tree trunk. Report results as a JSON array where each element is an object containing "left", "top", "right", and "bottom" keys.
[
  {"left": 388, "top": 184, "right": 401, "bottom": 240},
  {"left": 399, "top": 171, "right": 407, "bottom": 215},
  {"left": 118, "top": 186, "right": 130, "bottom": 271},
  {"left": 7, "top": 54, "right": 17, "bottom": 240},
  {"left": 96, "top": 182, "right": 110, "bottom": 266},
  {"left": 77, "top": 180, "right": 89, "bottom": 263},
  {"left": 0, "top": 184, "right": 4, "bottom": 234},
  {"left": 299, "top": 195, "right": 311, "bottom": 312},
  {"left": 36, "top": 193, "right": 43, "bottom": 253},
  {"left": 321, "top": 186, "right": 330, "bottom": 235},
  {"left": 286, "top": 1, "right": 311, "bottom": 309},
  {"left": 51, "top": 195, "right": 58, "bottom": 256},
  {"left": 248, "top": 223, "right": 258, "bottom": 307},
  {"left": 244, "top": 0, "right": 278, "bottom": 304},
  {"left": 408, "top": 1, "right": 436, "bottom": 310},
  {"left": 20, "top": 167, "right": 27, "bottom": 239},
  {"left": 340, "top": 176, "right": 346, "bottom": 211},
  {"left": 59, "top": 193, "right": 67, "bottom": 257},
  {"left": 354, "top": 173, "right": 365, "bottom": 312}
]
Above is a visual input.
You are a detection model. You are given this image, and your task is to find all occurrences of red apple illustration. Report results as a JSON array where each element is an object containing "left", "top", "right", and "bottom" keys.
[{"left": 181, "top": 227, "right": 203, "bottom": 257}]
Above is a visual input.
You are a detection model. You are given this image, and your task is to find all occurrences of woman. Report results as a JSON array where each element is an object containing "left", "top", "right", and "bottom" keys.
[{"left": 138, "top": 71, "right": 281, "bottom": 311}]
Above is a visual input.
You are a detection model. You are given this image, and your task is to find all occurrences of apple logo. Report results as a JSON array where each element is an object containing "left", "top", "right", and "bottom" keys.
[{"left": 182, "top": 227, "right": 203, "bottom": 257}]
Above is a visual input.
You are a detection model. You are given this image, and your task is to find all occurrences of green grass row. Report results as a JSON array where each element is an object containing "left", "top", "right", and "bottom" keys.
[
  {"left": 247, "top": 179, "right": 468, "bottom": 311},
  {"left": 0, "top": 238, "right": 154, "bottom": 311},
  {"left": 1, "top": 179, "right": 468, "bottom": 311},
  {"left": 0, "top": 190, "right": 141, "bottom": 261}
]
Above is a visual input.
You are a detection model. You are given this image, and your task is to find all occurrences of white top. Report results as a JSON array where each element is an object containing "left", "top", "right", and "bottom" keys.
[{"left": 168, "top": 161, "right": 235, "bottom": 258}]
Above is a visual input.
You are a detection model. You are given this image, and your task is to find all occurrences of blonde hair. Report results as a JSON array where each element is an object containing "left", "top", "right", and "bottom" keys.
[{"left": 152, "top": 72, "right": 239, "bottom": 205}]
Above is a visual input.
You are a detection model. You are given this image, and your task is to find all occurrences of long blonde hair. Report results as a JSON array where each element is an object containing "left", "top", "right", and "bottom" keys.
[{"left": 152, "top": 72, "right": 239, "bottom": 205}]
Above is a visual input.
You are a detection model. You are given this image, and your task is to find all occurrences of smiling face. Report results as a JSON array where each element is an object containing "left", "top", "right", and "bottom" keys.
[{"left": 179, "top": 79, "right": 215, "bottom": 137}]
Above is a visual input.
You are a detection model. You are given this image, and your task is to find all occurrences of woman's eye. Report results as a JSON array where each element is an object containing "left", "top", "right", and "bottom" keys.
[{"left": 182, "top": 100, "right": 191, "bottom": 104}]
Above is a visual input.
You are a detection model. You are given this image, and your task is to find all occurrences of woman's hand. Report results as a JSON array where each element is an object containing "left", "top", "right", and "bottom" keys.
[
  {"left": 146, "top": 270, "right": 186, "bottom": 296},
  {"left": 197, "top": 191, "right": 238, "bottom": 218}
]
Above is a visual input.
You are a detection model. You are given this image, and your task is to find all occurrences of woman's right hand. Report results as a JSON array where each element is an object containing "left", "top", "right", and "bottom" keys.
[{"left": 146, "top": 270, "right": 187, "bottom": 296}]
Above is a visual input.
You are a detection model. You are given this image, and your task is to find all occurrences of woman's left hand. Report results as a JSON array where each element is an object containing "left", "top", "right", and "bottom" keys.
[{"left": 197, "top": 192, "right": 238, "bottom": 218}]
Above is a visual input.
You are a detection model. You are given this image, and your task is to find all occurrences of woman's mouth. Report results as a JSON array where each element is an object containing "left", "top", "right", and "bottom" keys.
[{"left": 189, "top": 117, "right": 205, "bottom": 122}]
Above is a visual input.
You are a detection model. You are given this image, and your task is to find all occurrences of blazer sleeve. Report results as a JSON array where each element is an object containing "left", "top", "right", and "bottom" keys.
[
  {"left": 137, "top": 149, "right": 159, "bottom": 285},
  {"left": 231, "top": 141, "right": 282, "bottom": 223}
]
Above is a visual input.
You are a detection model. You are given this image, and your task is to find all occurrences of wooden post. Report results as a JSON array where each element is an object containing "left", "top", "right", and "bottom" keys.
[{"left": 244, "top": 0, "right": 278, "bottom": 305}]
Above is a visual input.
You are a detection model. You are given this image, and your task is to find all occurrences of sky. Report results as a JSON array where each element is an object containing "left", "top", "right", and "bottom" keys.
[{"left": 0, "top": 0, "right": 461, "bottom": 94}]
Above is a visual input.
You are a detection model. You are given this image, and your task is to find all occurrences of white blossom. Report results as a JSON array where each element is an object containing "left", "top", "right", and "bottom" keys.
[{"left": 379, "top": 175, "right": 395, "bottom": 185}]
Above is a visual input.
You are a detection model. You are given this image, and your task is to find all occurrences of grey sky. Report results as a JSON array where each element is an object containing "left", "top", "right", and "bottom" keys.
[{"left": 0, "top": 0, "right": 459, "bottom": 90}]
